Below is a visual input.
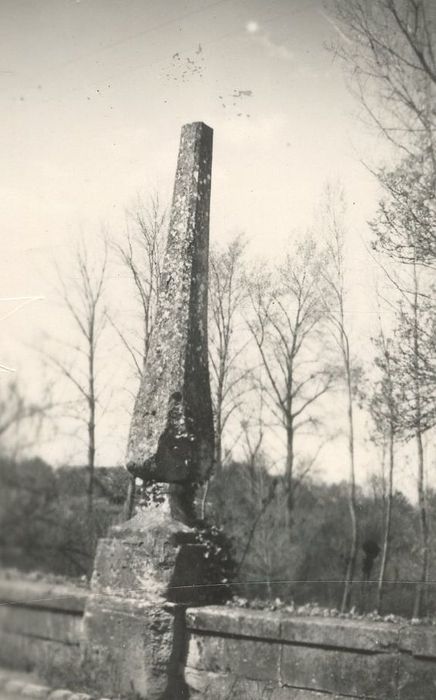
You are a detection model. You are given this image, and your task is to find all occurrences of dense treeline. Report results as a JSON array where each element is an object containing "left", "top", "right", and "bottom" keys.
[
  {"left": 0, "top": 457, "right": 128, "bottom": 578},
  {"left": 3, "top": 455, "right": 436, "bottom": 618},
  {"left": 207, "top": 460, "right": 436, "bottom": 616}
]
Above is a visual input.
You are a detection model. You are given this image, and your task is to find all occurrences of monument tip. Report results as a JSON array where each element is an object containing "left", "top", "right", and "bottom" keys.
[{"left": 182, "top": 120, "right": 213, "bottom": 133}]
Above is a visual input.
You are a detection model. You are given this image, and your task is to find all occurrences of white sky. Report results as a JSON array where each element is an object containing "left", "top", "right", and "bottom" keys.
[{"left": 1, "top": 0, "right": 420, "bottom": 494}]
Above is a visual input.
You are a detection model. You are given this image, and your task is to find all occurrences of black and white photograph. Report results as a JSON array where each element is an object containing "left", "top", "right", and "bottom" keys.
[{"left": 0, "top": 1, "right": 435, "bottom": 698}]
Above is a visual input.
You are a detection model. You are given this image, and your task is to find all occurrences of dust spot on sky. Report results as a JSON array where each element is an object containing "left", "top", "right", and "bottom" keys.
[
  {"left": 163, "top": 44, "right": 205, "bottom": 83},
  {"left": 218, "top": 88, "right": 252, "bottom": 117}
]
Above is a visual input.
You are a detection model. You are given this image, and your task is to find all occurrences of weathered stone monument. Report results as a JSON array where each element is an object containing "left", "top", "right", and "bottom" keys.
[
  {"left": 127, "top": 121, "right": 215, "bottom": 524},
  {"left": 81, "top": 122, "right": 216, "bottom": 699}
]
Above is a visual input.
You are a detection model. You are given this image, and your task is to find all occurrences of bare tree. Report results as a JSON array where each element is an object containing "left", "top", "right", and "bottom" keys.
[
  {"left": 229, "top": 395, "right": 284, "bottom": 595},
  {"left": 112, "top": 194, "right": 167, "bottom": 379},
  {"left": 322, "top": 188, "right": 360, "bottom": 612},
  {"left": 370, "top": 150, "right": 436, "bottom": 616},
  {"left": 238, "top": 463, "right": 283, "bottom": 599},
  {"left": 391, "top": 265, "right": 435, "bottom": 617},
  {"left": 330, "top": 0, "right": 436, "bottom": 158},
  {"left": 236, "top": 410, "right": 275, "bottom": 576},
  {"left": 208, "top": 235, "right": 250, "bottom": 475},
  {"left": 369, "top": 324, "right": 403, "bottom": 612},
  {"left": 240, "top": 382, "right": 267, "bottom": 484},
  {"left": 246, "top": 237, "right": 334, "bottom": 518},
  {"left": 52, "top": 241, "right": 108, "bottom": 519},
  {"left": 328, "top": 4, "right": 436, "bottom": 613},
  {"left": 112, "top": 195, "right": 167, "bottom": 518},
  {"left": 370, "top": 151, "right": 436, "bottom": 267}
]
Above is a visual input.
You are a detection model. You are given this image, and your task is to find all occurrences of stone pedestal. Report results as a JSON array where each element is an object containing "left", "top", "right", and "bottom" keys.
[{"left": 82, "top": 510, "right": 193, "bottom": 699}]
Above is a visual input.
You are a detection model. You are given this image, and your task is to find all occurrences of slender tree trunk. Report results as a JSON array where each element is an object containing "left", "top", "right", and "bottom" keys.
[
  {"left": 341, "top": 358, "right": 358, "bottom": 613},
  {"left": 215, "top": 413, "right": 222, "bottom": 478},
  {"left": 376, "top": 425, "right": 394, "bottom": 613},
  {"left": 413, "top": 427, "right": 428, "bottom": 618},
  {"left": 266, "top": 554, "right": 273, "bottom": 599},
  {"left": 87, "top": 413, "right": 95, "bottom": 517},
  {"left": 87, "top": 346, "right": 96, "bottom": 520},
  {"left": 285, "top": 420, "right": 294, "bottom": 520},
  {"left": 200, "top": 479, "right": 209, "bottom": 521},
  {"left": 214, "top": 371, "right": 224, "bottom": 479},
  {"left": 412, "top": 263, "right": 428, "bottom": 619}
]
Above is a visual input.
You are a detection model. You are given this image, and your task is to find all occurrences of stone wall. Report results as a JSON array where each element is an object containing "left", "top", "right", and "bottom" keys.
[
  {"left": 0, "top": 577, "right": 86, "bottom": 690},
  {"left": 185, "top": 607, "right": 436, "bottom": 699},
  {"left": 1, "top": 576, "right": 436, "bottom": 699}
]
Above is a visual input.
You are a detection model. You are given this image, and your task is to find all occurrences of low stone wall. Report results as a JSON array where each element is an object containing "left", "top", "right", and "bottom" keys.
[
  {"left": 185, "top": 606, "right": 436, "bottom": 699},
  {"left": 0, "top": 577, "right": 87, "bottom": 690},
  {"left": 2, "top": 576, "right": 436, "bottom": 699}
]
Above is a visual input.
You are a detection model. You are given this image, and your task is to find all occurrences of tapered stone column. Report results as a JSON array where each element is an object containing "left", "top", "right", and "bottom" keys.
[
  {"left": 81, "top": 123, "right": 216, "bottom": 700},
  {"left": 127, "top": 121, "right": 214, "bottom": 525}
]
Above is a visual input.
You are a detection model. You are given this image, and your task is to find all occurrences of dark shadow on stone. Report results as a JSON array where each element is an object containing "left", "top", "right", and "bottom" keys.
[
  {"left": 168, "top": 535, "right": 232, "bottom": 606},
  {"left": 158, "top": 536, "right": 234, "bottom": 699},
  {"left": 159, "top": 605, "right": 190, "bottom": 700}
]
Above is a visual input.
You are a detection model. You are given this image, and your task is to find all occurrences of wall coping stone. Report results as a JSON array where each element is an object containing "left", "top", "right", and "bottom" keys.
[
  {"left": 0, "top": 578, "right": 88, "bottom": 614},
  {"left": 186, "top": 605, "right": 436, "bottom": 658}
]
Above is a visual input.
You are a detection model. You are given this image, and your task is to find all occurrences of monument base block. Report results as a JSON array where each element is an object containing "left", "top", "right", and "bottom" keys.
[
  {"left": 81, "top": 508, "right": 206, "bottom": 699},
  {"left": 82, "top": 596, "right": 187, "bottom": 699}
]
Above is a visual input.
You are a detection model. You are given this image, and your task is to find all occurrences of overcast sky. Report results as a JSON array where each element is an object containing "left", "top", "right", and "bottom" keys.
[
  {"left": 1, "top": 0, "right": 412, "bottom": 489},
  {"left": 1, "top": 0, "right": 381, "bottom": 282}
]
